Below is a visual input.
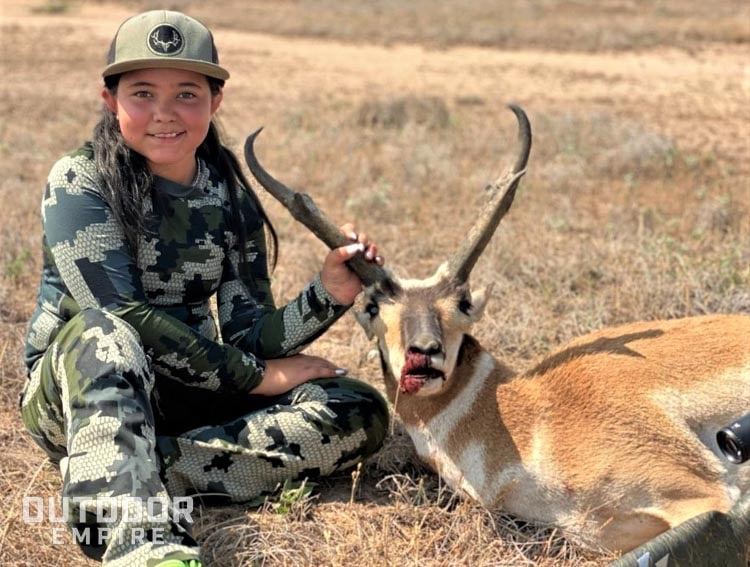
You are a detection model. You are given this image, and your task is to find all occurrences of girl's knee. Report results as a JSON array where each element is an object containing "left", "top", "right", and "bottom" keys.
[
  {"left": 314, "top": 377, "right": 389, "bottom": 449},
  {"left": 64, "top": 307, "right": 141, "bottom": 344},
  {"left": 58, "top": 308, "right": 150, "bottom": 378},
  {"left": 49, "top": 308, "right": 155, "bottom": 413},
  {"left": 21, "top": 309, "right": 154, "bottom": 460}
]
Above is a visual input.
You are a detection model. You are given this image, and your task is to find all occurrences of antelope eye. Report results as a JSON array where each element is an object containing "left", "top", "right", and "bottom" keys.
[
  {"left": 365, "top": 302, "right": 380, "bottom": 318},
  {"left": 458, "top": 296, "right": 472, "bottom": 315}
]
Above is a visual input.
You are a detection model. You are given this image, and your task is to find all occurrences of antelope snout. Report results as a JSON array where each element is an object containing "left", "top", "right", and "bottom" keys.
[{"left": 407, "top": 337, "right": 443, "bottom": 357}]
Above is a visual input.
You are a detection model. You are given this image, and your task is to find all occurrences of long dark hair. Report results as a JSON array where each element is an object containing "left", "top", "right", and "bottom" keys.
[{"left": 93, "top": 74, "right": 277, "bottom": 277}]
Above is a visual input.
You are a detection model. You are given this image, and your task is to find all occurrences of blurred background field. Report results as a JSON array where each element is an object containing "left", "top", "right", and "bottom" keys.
[{"left": 1, "top": 1, "right": 748, "bottom": 565}]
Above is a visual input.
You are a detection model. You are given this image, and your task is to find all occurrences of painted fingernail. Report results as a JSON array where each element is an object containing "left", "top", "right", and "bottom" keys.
[
  {"left": 345, "top": 243, "right": 365, "bottom": 254},
  {"left": 335, "top": 368, "right": 348, "bottom": 376}
]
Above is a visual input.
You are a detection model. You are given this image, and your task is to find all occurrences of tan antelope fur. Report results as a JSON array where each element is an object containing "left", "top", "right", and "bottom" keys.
[
  {"left": 243, "top": 106, "right": 750, "bottom": 552},
  {"left": 354, "top": 271, "right": 750, "bottom": 552}
]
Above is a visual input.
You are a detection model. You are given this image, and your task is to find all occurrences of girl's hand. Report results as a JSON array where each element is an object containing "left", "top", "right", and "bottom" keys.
[
  {"left": 250, "top": 354, "right": 347, "bottom": 396},
  {"left": 321, "top": 223, "right": 384, "bottom": 305}
]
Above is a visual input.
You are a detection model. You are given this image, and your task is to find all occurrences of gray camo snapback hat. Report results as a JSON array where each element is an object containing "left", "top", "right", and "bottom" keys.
[{"left": 103, "top": 10, "right": 230, "bottom": 81}]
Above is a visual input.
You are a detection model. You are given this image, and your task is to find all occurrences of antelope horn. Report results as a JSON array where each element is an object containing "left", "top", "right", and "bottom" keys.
[
  {"left": 445, "top": 104, "right": 532, "bottom": 284},
  {"left": 244, "top": 129, "right": 391, "bottom": 288}
]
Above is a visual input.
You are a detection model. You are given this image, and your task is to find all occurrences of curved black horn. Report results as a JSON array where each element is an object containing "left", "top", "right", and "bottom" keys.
[
  {"left": 445, "top": 104, "right": 532, "bottom": 284},
  {"left": 244, "top": 129, "right": 391, "bottom": 288}
]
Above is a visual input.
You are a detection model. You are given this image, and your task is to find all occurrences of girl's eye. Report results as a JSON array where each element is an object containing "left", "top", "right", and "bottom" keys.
[
  {"left": 365, "top": 302, "right": 379, "bottom": 318},
  {"left": 134, "top": 91, "right": 152, "bottom": 98},
  {"left": 178, "top": 92, "right": 197, "bottom": 99}
]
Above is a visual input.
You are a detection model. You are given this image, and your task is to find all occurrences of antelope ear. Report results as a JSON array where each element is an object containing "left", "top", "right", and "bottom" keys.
[
  {"left": 467, "top": 283, "right": 493, "bottom": 322},
  {"left": 354, "top": 311, "right": 375, "bottom": 340}
]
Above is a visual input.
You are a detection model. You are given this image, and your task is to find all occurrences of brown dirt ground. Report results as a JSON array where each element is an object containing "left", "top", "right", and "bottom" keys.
[{"left": 3, "top": 1, "right": 748, "bottom": 163}]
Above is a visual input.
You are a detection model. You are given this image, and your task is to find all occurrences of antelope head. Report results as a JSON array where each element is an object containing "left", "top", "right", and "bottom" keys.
[
  {"left": 353, "top": 264, "right": 497, "bottom": 399},
  {"left": 244, "top": 105, "right": 531, "bottom": 399}
]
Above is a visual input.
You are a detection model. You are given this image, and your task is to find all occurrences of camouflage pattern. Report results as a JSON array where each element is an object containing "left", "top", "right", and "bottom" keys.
[
  {"left": 157, "top": 377, "right": 388, "bottom": 502},
  {"left": 21, "top": 308, "right": 200, "bottom": 565},
  {"left": 609, "top": 492, "right": 750, "bottom": 567},
  {"left": 25, "top": 143, "right": 349, "bottom": 396},
  {"left": 20, "top": 145, "right": 389, "bottom": 564}
]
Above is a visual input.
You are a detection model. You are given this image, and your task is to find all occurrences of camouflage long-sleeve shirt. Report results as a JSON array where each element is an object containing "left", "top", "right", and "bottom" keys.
[{"left": 24, "top": 143, "right": 348, "bottom": 396}]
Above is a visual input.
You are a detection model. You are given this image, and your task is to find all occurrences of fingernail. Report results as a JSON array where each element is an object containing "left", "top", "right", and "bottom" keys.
[
  {"left": 335, "top": 368, "right": 348, "bottom": 376},
  {"left": 365, "top": 250, "right": 374, "bottom": 260},
  {"left": 348, "top": 231, "right": 358, "bottom": 241},
  {"left": 345, "top": 243, "right": 365, "bottom": 254}
]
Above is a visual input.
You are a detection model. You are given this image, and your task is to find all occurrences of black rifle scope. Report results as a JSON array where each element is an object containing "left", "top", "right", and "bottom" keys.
[{"left": 717, "top": 412, "right": 750, "bottom": 464}]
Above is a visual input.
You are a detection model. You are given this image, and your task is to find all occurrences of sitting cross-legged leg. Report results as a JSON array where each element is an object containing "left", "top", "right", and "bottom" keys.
[
  {"left": 21, "top": 308, "right": 200, "bottom": 566},
  {"left": 156, "top": 378, "right": 389, "bottom": 502}
]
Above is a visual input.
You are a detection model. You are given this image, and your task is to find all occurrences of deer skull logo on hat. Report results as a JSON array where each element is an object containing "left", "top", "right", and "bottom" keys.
[{"left": 148, "top": 24, "right": 183, "bottom": 55}]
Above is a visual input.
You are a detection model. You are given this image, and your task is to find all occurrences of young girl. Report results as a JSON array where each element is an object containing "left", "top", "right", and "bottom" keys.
[{"left": 20, "top": 10, "right": 388, "bottom": 567}]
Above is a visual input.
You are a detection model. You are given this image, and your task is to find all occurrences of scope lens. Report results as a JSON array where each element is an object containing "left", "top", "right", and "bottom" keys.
[
  {"left": 717, "top": 430, "right": 748, "bottom": 464},
  {"left": 722, "top": 435, "right": 740, "bottom": 462}
]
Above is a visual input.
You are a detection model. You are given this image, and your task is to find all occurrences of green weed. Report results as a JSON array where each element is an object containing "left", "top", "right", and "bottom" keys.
[
  {"left": 31, "top": 1, "right": 72, "bottom": 15},
  {"left": 4, "top": 248, "right": 32, "bottom": 284}
]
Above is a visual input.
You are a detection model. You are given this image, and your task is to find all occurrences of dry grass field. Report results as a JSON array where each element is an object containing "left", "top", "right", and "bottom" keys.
[{"left": 1, "top": 0, "right": 749, "bottom": 565}]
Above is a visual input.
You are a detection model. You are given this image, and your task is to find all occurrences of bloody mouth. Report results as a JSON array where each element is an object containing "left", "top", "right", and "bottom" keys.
[{"left": 399, "top": 352, "right": 445, "bottom": 394}]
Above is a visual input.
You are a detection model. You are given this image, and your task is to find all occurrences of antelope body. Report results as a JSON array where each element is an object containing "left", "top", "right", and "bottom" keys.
[
  {"left": 244, "top": 106, "right": 750, "bottom": 552},
  {"left": 356, "top": 276, "right": 750, "bottom": 552}
]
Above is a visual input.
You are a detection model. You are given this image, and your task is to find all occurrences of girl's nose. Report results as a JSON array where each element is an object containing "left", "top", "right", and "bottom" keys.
[{"left": 153, "top": 99, "right": 177, "bottom": 121}]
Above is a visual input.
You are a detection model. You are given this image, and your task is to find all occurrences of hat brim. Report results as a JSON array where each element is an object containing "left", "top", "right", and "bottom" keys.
[{"left": 103, "top": 58, "right": 230, "bottom": 81}]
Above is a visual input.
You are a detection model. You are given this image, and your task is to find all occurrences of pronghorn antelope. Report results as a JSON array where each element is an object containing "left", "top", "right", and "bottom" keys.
[{"left": 244, "top": 106, "right": 750, "bottom": 553}]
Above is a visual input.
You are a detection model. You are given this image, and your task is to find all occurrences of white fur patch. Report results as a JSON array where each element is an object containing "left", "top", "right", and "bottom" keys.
[
  {"left": 397, "top": 262, "right": 451, "bottom": 290},
  {"left": 406, "top": 352, "right": 498, "bottom": 502},
  {"left": 527, "top": 423, "right": 560, "bottom": 482},
  {"left": 405, "top": 352, "right": 571, "bottom": 515}
]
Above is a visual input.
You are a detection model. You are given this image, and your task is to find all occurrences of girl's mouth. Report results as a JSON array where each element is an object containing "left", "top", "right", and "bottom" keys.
[{"left": 150, "top": 131, "right": 185, "bottom": 140}]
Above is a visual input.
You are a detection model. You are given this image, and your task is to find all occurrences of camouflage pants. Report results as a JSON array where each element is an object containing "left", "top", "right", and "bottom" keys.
[{"left": 20, "top": 308, "right": 388, "bottom": 566}]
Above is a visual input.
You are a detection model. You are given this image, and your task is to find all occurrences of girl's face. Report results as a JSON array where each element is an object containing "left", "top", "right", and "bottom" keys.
[{"left": 102, "top": 68, "right": 222, "bottom": 185}]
